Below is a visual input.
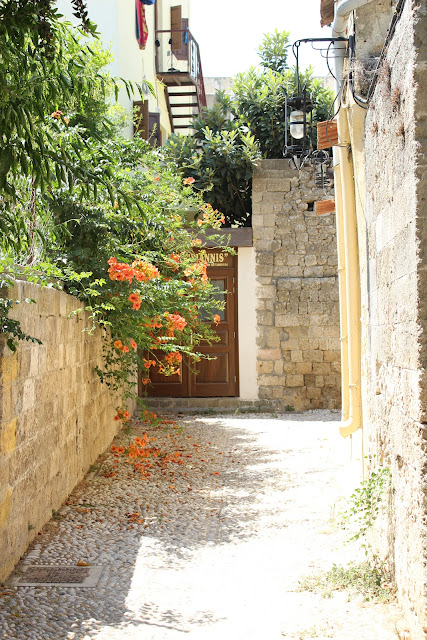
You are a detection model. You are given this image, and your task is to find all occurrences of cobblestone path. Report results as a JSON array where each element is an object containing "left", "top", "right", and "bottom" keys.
[{"left": 1, "top": 412, "right": 405, "bottom": 639}]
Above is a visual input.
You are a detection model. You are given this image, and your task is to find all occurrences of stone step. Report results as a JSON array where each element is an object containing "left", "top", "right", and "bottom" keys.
[{"left": 136, "top": 397, "right": 276, "bottom": 414}]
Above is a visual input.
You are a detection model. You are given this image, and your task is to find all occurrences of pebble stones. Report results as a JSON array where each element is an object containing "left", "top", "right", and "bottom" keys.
[{"left": 0, "top": 411, "right": 404, "bottom": 640}]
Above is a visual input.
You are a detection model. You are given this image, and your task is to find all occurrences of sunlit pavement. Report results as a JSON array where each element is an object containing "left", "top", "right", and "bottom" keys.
[{"left": 1, "top": 412, "right": 404, "bottom": 639}]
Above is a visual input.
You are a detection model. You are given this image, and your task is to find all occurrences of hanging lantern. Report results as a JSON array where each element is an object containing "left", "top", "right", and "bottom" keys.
[
  {"left": 283, "top": 36, "right": 348, "bottom": 169},
  {"left": 283, "top": 87, "right": 314, "bottom": 169},
  {"left": 289, "top": 110, "right": 305, "bottom": 139}
]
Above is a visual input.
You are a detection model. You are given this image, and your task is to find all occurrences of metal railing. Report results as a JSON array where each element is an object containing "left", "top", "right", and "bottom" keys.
[{"left": 155, "top": 29, "right": 206, "bottom": 108}]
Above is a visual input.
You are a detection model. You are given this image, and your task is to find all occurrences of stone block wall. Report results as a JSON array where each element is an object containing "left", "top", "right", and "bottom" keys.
[
  {"left": 252, "top": 160, "right": 340, "bottom": 411},
  {"left": 0, "top": 281, "right": 132, "bottom": 582},
  {"left": 359, "top": 1, "right": 427, "bottom": 637}
]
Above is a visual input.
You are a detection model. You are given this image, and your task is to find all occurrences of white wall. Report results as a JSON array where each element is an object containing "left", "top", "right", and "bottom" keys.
[
  {"left": 117, "top": 0, "right": 158, "bottom": 137},
  {"left": 56, "top": 0, "right": 120, "bottom": 76},
  {"left": 237, "top": 247, "right": 258, "bottom": 400},
  {"left": 55, "top": 0, "right": 172, "bottom": 139}
]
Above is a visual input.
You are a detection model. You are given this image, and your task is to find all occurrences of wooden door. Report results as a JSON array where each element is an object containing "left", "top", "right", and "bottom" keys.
[
  {"left": 144, "top": 250, "right": 238, "bottom": 398},
  {"left": 189, "top": 270, "right": 237, "bottom": 397},
  {"left": 144, "top": 350, "right": 188, "bottom": 398}
]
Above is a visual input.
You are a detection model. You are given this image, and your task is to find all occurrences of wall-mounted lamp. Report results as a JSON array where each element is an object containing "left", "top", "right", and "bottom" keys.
[
  {"left": 289, "top": 110, "right": 305, "bottom": 139},
  {"left": 284, "top": 87, "right": 314, "bottom": 169},
  {"left": 283, "top": 37, "right": 348, "bottom": 170}
]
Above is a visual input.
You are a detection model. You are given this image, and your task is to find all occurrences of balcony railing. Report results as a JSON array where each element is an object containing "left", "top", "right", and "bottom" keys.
[{"left": 155, "top": 29, "right": 207, "bottom": 109}]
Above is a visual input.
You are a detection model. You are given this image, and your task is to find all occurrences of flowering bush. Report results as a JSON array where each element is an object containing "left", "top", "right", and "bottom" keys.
[
  {"left": 0, "top": 16, "right": 228, "bottom": 420},
  {"left": 45, "top": 136, "right": 228, "bottom": 410}
]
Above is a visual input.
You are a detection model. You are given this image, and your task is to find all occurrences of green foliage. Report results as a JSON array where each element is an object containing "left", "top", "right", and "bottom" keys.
[
  {"left": 232, "top": 65, "right": 334, "bottom": 159},
  {"left": 297, "top": 467, "right": 395, "bottom": 610},
  {"left": 165, "top": 30, "right": 333, "bottom": 227},
  {"left": 165, "top": 94, "right": 260, "bottom": 227},
  {"left": 258, "top": 29, "right": 290, "bottom": 74},
  {"left": 0, "top": 2, "right": 140, "bottom": 203},
  {"left": 0, "top": 15, "right": 225, "bottom": 408},
  {"left": 0, "top": 1, "right": 91, "bottom": 58},
  {"left": 298, "top": 560, "right": 395, "bottom": 603},
  {"left": 340, "top": 467, "right": 391, "bottom": 542},
  {"left": 0, "top": 182, "right": 33, "bottom": 256},
  {"left": 42, "top": 135, "right": 228, "bottom": 401},
  {"left": 1, "top": 137, "right": 226, "bottom": 399},
  {"left": 193, "top": 91, "right": 235, "bottom": 136},
  {"left": 230, "top": 30, "right": 333, "bottom": 158},
  {"left": 0, "top": 258, "right": 61, "bottom": 351}
]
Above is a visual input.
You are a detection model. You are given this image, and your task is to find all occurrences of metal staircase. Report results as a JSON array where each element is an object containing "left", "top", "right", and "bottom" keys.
[{"left": 155, "top": 28, "right": 206, "bottom": 134}]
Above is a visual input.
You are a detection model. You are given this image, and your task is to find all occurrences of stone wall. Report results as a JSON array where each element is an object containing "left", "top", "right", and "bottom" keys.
[
  {"left": 357, "top": 1, "right": 427, "bottom": 637},
  {"left": 252, "top": 160, "right": 340, "bottom": 411},
  {"left": 0, "top": 281, "right": 132, "bottom": 582}
]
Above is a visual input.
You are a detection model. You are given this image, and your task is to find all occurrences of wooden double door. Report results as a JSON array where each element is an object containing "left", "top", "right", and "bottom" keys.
[{"left": 145, "top": 250, "right": 238, "bottom": 398}]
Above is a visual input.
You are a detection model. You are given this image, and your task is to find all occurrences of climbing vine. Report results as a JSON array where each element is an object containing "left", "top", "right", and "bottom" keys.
[{"left": 340, "top": 466, "right": 392, "bottom": 542}]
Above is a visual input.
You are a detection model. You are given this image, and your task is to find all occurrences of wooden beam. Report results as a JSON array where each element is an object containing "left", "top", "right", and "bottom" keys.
[
  {"left": 320, "top": 0, "right": 334, "bottom": 27},
  {"left": 317, "top": 120, "right": 339, "bottom": 149},
  {"left": 164, "top": 88, "right": 174, "bottom": 133},
  {"left": 167, "top": 91, "right": 197, "bottom": 97},
  {"left": 158, "top": 73, "right": 195, "bottom": 86},
  {"left": 169, "top": 102, "right": 199, "bottom": 108},
  {"left": 315, "top": 199, "right": 335, "bottom": 215}
]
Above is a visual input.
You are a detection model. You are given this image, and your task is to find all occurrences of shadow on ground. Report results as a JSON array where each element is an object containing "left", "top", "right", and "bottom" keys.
[{"left": 2, "top": 412, "right": 343, "bottom": 640}]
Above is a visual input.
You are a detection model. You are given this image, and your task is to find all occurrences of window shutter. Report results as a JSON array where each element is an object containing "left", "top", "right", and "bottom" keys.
[
  {"left": 148, "top": 112, "right": 161, "bottom": 147},
  {"left": 174, "top": 17, "right": 189, "bottom": 61},
  {"left": 133, "top": 100, "right": 149, "bottom": 139},
  {"left": 170, "top": 5, "right": 182, "bottom": 51}
]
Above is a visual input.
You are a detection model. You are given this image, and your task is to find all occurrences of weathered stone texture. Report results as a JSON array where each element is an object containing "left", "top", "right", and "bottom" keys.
[
  {"left": 253, "top": 160, "right": 340, "bottom": 411},
  {"left": 361, "top": 1, "right": 427, "bottom": 637},
  {"left": 0, "top": 282, "right": 133, "bottom": 582}
]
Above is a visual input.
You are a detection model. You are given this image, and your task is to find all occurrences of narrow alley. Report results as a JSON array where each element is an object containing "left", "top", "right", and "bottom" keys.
[{"left": 0, "top": 412, "right": 404, "bottom": 640}]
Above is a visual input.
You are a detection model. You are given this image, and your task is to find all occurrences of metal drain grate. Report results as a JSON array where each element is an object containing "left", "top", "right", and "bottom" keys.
[{"left": 9, "top": 565, "right": 103, "bottom": 587}]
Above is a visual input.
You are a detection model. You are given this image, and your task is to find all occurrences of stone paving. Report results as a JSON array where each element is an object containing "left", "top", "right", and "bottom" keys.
[{"left": 0, "top": 411, "right": 406, "bottom": 639}]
